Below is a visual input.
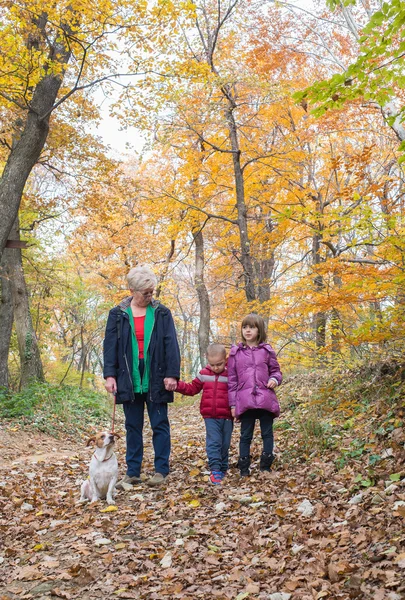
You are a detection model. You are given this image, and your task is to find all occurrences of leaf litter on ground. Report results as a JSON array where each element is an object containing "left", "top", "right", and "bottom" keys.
[{"left": 0, "top": 397, "right": 404, "bottom": 599}]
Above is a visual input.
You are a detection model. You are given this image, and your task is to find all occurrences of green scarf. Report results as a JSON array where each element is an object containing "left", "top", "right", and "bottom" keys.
[{"left": 126, "top": 304, "right": 156, "bottom": 394}]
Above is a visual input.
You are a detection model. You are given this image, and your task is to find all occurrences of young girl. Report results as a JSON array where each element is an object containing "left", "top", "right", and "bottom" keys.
[{"left": 228, "top": 313, "right": 282, "bottom": 477}]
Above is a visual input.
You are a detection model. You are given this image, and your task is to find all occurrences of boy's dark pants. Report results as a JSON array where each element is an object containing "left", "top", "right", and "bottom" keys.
[
  {"left": 123, "top": 395, "right": 170, "bottom": 477},
  {"left": 204, "top": 418, "right": 233, "bottom": 472},
  {"left": 239, "top": 409, "right": 274, "bottom": 457}
]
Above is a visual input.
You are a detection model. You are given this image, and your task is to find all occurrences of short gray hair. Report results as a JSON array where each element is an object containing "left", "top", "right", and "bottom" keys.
[{"left": 127, "top": 266, "right": 157, "bottom": 292}]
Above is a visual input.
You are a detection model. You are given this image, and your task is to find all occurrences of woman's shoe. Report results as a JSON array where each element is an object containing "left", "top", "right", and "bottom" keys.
[
  {"left": 146, "top": 472, "right": 167, "bottom": 486},
  {"left": 115, "top": 474, "right": 142, "bottom": 489}
]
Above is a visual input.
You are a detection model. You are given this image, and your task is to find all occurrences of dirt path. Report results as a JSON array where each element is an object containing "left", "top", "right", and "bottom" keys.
[{"left": 0, "top": 403, "right": 404, "bottom": 600}]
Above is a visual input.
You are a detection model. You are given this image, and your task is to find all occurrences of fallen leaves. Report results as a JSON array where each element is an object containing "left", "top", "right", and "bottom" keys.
[
  {"left": 100, "top": 505, "right": 118, "bottom": 512},
  {"left": 296, "top": 499, "right": 314, "bottom": 516},
  {"left": 1, "top": 403, "right": 405, "bottom": 600},
  {"left": 94, "top": 537, "right": 111, "bottom": 546},
  {"left": 114, "top": 543, "right": 126, "bottom": 550},
  {"left": 15, "top": 566, "right": 42, "bottom": 581},
  {"left": 160, "top": 552, "right": 172, "bottom": 568},
  {"left": 393, "top": 501, "right": 405, "bottom": 517}
]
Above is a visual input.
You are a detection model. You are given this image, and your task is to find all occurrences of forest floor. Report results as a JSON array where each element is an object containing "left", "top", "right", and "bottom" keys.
[{"left": 0, "top": 391, "right": 405, "bottom": 600}]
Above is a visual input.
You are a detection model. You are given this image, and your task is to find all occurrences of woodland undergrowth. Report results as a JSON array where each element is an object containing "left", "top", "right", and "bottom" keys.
[
  {"left": 276, "top": 358, "right": 405, "bottom": 481},
  {"left": 0, "top": 384, "right": 114, "bottom": 437}
]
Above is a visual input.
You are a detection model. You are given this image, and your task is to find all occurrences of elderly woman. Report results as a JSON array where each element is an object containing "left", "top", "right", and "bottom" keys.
[{"left": 103, "top": 266, "right": 180, "bottom": 487}]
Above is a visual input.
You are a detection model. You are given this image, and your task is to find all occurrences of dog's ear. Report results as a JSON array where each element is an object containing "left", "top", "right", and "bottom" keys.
[
  {"left": 112, "top": 433, "right": 121, "bottom": 440},
  {"left": 86, "top": 437, "right": 96, "bottom": 446}
]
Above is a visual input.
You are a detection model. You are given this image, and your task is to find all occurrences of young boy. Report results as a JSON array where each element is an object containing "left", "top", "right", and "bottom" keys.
[{"left": 175, "top": 344, "right": 233, "bottom": 485}]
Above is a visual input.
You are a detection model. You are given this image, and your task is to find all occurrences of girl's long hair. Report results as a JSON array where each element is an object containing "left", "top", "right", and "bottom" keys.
[{"left": 241, "top": 313, "right": 267, "bottom": 344}]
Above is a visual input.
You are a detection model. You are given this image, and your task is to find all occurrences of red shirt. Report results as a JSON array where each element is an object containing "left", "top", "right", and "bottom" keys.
[{"left": 133, "top": 315, "right": 146, "bottom": 359}]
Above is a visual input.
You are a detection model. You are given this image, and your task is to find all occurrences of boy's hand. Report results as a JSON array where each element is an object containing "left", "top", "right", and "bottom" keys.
[{"left": 267, "top": 378, "right": 278, "bottom": 389}]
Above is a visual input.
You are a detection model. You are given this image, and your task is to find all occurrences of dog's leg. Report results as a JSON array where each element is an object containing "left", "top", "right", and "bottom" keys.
[
  {"left": 106, "top": 475, "right": 117, "bottom": 505},
  {"left": 89, "top": 477, "right": 100, "bottom": 503},
  {"left": 79, "top": 480, "right": 90, "bottom": 503}
]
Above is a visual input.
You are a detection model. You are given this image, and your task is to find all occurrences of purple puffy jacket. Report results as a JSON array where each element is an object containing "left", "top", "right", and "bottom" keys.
[{"left": 227, "top": 343, "right": 282, "bottom": 418}]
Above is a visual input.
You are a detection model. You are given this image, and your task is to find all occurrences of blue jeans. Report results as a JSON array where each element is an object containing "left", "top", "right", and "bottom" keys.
[
  {"left": 239, "top": 409, "right": 274, "bottom": 457},
  {"left": 204, "top": 418, "right": 233, "bottom": 472},
  {"left": 123, "top": 395, "right": 170, "bottom": 477}
]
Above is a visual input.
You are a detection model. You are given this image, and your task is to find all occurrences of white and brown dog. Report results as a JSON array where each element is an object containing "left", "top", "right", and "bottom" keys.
[{"left": 79, "top": 431, "right": 120, "bottom": 505}]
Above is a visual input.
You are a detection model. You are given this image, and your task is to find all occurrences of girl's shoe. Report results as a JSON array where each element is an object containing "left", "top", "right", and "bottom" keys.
[
  {"left": 259, "top": 452, "right": 274, "bottom": 472},
  {"left": 237, "top": 456, "right": 251, "bottom": 477},
  {"left": 210, "top": 471, "right": 223, "bottom": 485}
]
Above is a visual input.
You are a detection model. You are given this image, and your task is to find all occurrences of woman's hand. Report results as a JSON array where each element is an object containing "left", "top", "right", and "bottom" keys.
[
  {"left": 164, "top": 377, "right": 177, "bottom": 391},
  {"left": 267, "top": 378, "right": 278, "bottom": 389},
  {"left": 105, "top": 377, "right": 117, "bottom": 394}
]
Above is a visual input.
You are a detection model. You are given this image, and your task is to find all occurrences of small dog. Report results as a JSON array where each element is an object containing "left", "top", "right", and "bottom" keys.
[{"left": 79, "top": 431, "right": 120, "bottom": 505}]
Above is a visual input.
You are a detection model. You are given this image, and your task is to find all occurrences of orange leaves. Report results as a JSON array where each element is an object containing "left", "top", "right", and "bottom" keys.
[{"left": 10, "top": 0, "right": 405, "bottom": 374}]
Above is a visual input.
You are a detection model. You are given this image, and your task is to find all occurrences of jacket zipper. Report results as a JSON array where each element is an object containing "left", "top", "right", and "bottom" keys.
[
  {"left": 122, "top": 311, "right": 135, "bottom": 401},
  {"left": 213, "top": 373, "right": 218, "bottom": 418},
  {"left": 144, "top": 308, "right": 156, "bottom": 401},
  {"left": 252, "top": 347, "right": 258, "bottom": 406}
]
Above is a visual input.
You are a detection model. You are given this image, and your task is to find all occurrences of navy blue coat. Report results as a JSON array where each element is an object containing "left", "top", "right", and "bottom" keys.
[{"left": 103, "top": 297, "right": 181, "bottom": 404}]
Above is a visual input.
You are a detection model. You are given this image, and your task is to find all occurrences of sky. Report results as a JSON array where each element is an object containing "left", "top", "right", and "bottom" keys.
[
  {"left": 95, "top": 107, "right": 146, "bottom": 158},
  {"left": 90, "top": 87, "right": 147, "bottom": 159}
]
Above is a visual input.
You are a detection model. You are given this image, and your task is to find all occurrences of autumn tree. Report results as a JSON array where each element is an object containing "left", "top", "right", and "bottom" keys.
[
  {"left": 0, "top": 0, "right": 171, "bottom": 261},
  {"left": 294, "top": 0, "right": 405, "bottom": 143}
]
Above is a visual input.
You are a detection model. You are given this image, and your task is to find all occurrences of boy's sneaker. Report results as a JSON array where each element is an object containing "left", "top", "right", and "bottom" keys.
[{"left": 210, "top": 471, "right": 223, "bottom": 485}]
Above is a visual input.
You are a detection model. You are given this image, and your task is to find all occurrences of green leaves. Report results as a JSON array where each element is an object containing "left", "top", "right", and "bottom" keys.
[{"left": 298, "top": 0, "right": 405, "bottom": 157}]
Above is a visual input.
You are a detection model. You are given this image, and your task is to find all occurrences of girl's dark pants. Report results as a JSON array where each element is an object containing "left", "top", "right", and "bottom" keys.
[
  {"left": 239, "top": 408, "right": 274, "bottom": 457},
  {"left": 122, "top": 358, "right": 170, "bottom": 477}
]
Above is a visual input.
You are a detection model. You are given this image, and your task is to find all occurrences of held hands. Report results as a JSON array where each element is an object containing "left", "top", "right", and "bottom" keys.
[
  {"left": 105, "top": 377, "right": 117, "bottom": 394},
  {"left": 105, "top": 376, "right": 177, "bottom": 394},
  {"left": 231, "top": 407, "right": 239, "bottom": 422},
  {"left": 164, "top": 377, "right": 177, "bottom": 391},
  {"left": 267, "top": 378, "right": 278, "bottom": 389}
]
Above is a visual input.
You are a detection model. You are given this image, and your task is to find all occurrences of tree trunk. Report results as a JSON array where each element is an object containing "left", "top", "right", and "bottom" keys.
[
  {"left": 6, "top": 218, "right": 45, "bottom": 387},
  {"left": 155, "top": 240, "right": 176, "bottom": 298},
  {"left": 254, "top": 214, "right": 275, "bottom": 325},
  {"left": 330, "top": 308, "right": 341, "bottom": 356},
  {"left": 196, "top": 6, "right": 256, "bottom": 302},
  {"left": 225, "top": 105, "right": 256, "bottom": 302},
  {"left": 192, "top": 227, "right": 210, "bottom": 367},
  {"left": 312, "top": 232, "right": 326, "bottom": 359},
  {"left": 0, "top": 14, "right": 72, "bottom": 260},
  {"left": 0, "top": 254, "right": 14, "bottom": 389},
  {"left": 331, "top": 273, "right": 342, "bottom": 357}
]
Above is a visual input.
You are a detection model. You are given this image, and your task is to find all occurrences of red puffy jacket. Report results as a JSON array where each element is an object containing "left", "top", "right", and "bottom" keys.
[{"left": 176, "top": 365, "right": 231, "bottom": 419}]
